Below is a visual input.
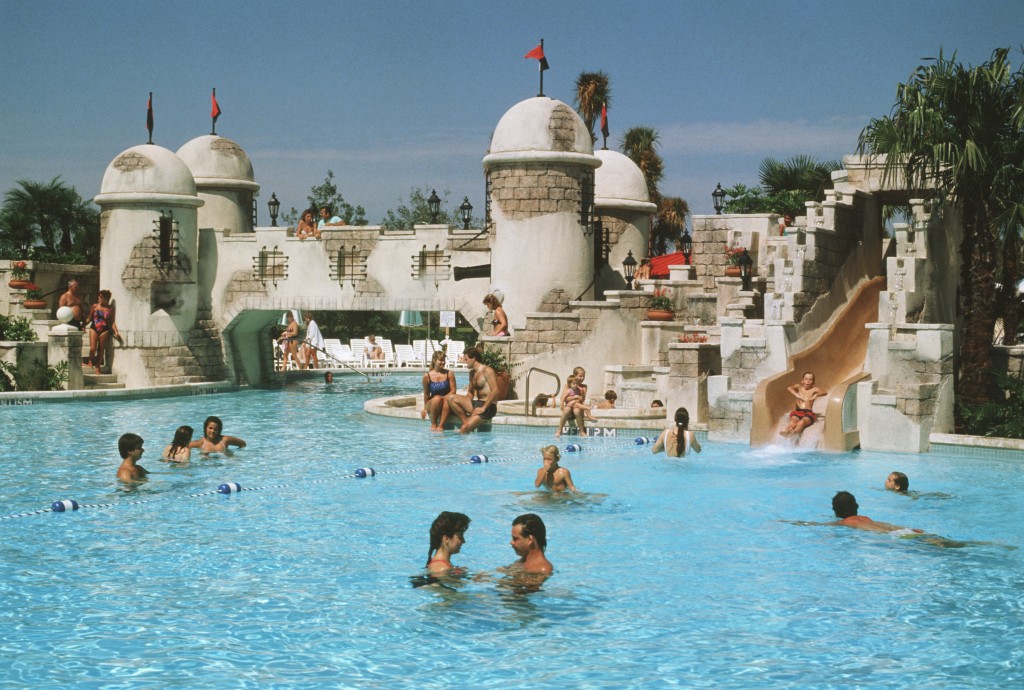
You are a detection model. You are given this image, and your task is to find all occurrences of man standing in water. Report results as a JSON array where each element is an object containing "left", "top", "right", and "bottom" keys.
[
  {"left": 448, "top": 346, "right": 500, "bottom": 434},
  {"left": 509, "top": 513, "right": 553, "bottom": 574}
]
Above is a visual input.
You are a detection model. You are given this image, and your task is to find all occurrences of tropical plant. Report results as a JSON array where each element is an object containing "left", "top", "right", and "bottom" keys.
[
  {"left": 957, "top": 370, "right": 1024, "bottom": 438},
  {"left": 0, "top": 177, "right": 99, "bottom": 261},
  {"left": 620, "top": 126, "right": 664, "bottom": 203},
  {"left": 858, "top": 47, "right": 1024, "bottom": 408},
  {"left": 652, "top": 196, "right": 691, "bottom": 256},
  {"left": 380, "top": 187, "right": 467, "bottom": 230},
  {"left": 759, "top": 155, "right": 842, "bottom": 201},
  {"left": 649, "top": 287, "right": 673, "bottom": 311},
  {"left": 0, "top": 314, "right": 38, "bottom": 342},
  {"left": 474, "top": 342, "right": 509, "bottom": 374},
  {"left": 574, "top": 71, "right": 611, "bottom": 144}
]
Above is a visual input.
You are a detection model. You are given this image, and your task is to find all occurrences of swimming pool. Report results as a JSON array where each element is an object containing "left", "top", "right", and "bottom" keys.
[{"left": 1, "top": 375, "right": 1022, "bottom": 688}]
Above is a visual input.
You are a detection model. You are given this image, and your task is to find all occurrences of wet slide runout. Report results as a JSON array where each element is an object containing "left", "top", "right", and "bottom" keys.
[{"left": 750, "top": 276, "right": 886, "bottom": 450}]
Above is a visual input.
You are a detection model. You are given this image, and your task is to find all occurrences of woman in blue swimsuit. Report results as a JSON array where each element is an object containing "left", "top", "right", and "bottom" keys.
[{"left": 421, "top": 350, "right": 457, "bottom": 431}]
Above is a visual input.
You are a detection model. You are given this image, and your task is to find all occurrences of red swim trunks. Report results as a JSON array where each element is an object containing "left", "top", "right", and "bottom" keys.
[{"left": 789, "top": 408, "right": 817, "bottom": 426}]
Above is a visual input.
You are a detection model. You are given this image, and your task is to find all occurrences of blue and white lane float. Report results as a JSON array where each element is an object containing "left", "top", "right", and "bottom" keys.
[
  {"left": 564, "top": 444, "right": 583, "bottom": 453},
  {"left": 470, "top": 454, "right": 488, "bottom": 464},
  {"left": 51, "top": 499, "right": 79, "bottom": 512},
  {"left": 354, "top": 467, "right": 376, "bottom": 478},
  {"left": 634, "top": 436, "right": 655, "bottom": 445},
  {"left": 217, "top": 482, "right": 243, "bottom": 494}
]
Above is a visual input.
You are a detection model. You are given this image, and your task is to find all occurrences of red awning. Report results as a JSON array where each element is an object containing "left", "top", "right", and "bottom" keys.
[{"left": 649, "top": 252, "right": 685, "bottom": 278}]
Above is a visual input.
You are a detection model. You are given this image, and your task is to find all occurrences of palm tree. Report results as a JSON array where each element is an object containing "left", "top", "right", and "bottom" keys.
[
  {"left": 574, "top": 72, "right": 611, "bottom": 145},
  {"left": 858, "top": 47, "right": 1024, "bottom": 408},
  {"left": 620, "top": 126, "right": 664, "bottom": 203},
  {"left": 758, "top": 155, "right": 841, "bottom": 201},
  {"left": 1, "top": 177, "right": 98, "bottom": 255},
  {"left": 653, "top": 196, "right": 691, "bottom": 255}
]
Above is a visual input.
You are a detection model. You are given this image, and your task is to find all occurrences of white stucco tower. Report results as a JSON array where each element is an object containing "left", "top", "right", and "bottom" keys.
[
  {"left": 594, "top": 148, "right": 657, "bottom": 294},
  {"left": 483, "top": 97, "right": 601, "bottom": 325},
  {"left": 176, "top": 135, "right": 259, "bottom": 233},
  {"left": 94, "top": 144, "right": 204, "bottom": 344}
]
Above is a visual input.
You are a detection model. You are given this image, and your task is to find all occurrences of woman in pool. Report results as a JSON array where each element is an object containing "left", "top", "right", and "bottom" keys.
[
  {"left": 162, "top": 425, "right": 193, "bottom": 463},
  {"left": 652, "top": 407, "right": 702, "bottom": 457},
  {"left": 426, "top": 511, "right": 470, "bottom": 573},
  {"left": 421, "top": 350, "right": 457, "bottom": 431}
]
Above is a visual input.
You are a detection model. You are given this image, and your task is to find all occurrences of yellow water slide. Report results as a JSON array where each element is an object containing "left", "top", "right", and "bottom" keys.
[{"left": 750, "top": 275, "right": 886, "bottom": 450}]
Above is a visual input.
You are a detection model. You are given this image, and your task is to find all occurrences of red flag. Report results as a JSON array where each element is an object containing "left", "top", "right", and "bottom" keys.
[
  {"left": 524, "top": 43, "right": 549, "bottom": 71},
  {"left": 211, "top": 89, "right": 222, "bottom": 121},
  {"left": 146, "top": 92, "right": 153, "bottom": 141},
  {"left": 600, "top": 102, "right": 609, "bottom": 140}
]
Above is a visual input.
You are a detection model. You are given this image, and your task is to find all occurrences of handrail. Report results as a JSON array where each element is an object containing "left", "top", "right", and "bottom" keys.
[
  {"left": 524, "top": 367, "right": 560, "bottom": 416},
  {"left": 305, "top": 343, "right": 370, "bottom": 382}
]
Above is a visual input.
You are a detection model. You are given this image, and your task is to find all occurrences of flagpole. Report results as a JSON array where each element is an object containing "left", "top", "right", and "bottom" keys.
[
  {"left": 147, "top": 92, "right": 153, "bottom": 145},
  {"left": 211, "top": 88, "right": 217, "bottom": 136},
  {"left": 538, "top": 39, "right": 544, "bottom": 97}
]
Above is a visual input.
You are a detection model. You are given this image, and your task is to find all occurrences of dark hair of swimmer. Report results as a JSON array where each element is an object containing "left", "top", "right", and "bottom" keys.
[
  {"left": 427, "top": 511, "right": 471, "bottom": 567},
  {"left": 890, "top": 471, "right": 909, "bottom": 493},
  {"left": 168, "top": 425, "right": 193, "bottom": 457},
  {"left": 463, "top": 346, "right": 482, "bottom": 363},
  {"left": 832, "top": 491, "right": 859, "bottom": 519},
  {"left": 513, "top": 513, "right": 547, "bottom": 552},
  {"left": 118, "top": 432, "right": 143, "bottom": 459},
  {"left": 204, "top": 415, "right": 223, "bottom": 438},
  {"left": 674, "top": 407, "right": 690, "bottom": 448}
]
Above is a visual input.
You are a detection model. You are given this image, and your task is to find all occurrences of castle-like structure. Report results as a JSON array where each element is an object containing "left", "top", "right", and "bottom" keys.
[{"left": 2, "top": 93, "right": 978, "bottom": 453}]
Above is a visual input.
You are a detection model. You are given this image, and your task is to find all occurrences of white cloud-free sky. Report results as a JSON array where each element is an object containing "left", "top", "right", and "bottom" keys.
[{"left": 2, "top": 0, "right": 1022, "bottom": 218}]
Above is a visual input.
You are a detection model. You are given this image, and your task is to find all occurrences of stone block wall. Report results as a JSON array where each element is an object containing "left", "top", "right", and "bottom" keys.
[{"left": 488, "top": 163, "right": 584, "bottom": 222}]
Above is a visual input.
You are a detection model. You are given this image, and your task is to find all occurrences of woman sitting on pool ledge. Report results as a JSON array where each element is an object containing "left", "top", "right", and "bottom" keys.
[
  {"left": 189, "top": 416, "right": 246, "bottom": 454},
  {"left": 426, "top": 511, "right": 470, "bottom": 574}
]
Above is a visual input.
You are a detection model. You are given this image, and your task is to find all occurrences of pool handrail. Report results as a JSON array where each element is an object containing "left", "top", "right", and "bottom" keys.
[{"left": 524, "top": 367, "right": 560, "bottom": 416}]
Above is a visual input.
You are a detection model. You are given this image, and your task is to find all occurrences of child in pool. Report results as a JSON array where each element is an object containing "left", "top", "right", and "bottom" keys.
[
  {"left": 534, "top": 445, "right": 578, "bottom": 492},
  {"left": 162, "top": 425, "right": 193, "bottom": 463},
  {"left": 117, "top": 433, "right": 148, "bottom": 482}
]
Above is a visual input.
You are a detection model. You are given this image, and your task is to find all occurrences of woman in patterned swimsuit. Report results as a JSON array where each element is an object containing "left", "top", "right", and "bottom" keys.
[
  {"left": 86, "top": 289, "right": 121, "bottom": 375},
  {"left": 421, "top": 350, "right": 457, "bottom": 431}
]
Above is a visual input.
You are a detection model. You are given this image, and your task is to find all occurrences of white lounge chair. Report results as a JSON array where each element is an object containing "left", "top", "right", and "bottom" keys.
[
  {"left": 395, "top": 344, "right": 424, "bottom": 368},
  {"left": 446, "top": 340, "right": 467, "bottom": 369}
]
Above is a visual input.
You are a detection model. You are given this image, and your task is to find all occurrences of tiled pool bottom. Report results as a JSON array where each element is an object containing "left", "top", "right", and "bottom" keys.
[{"left": 1, "top": 376, "right": 1021, "bottom": 688}]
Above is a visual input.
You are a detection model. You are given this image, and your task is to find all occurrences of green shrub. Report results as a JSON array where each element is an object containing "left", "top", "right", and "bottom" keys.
[
  {"left": 0, "top": 314, "right": 38, "bottom": 342},
  {"left": 12, "top": 360, "right": 68, "bottom": 392},
  {"left": 958, "top": 370, "right": 1024, "bottom": 438}
]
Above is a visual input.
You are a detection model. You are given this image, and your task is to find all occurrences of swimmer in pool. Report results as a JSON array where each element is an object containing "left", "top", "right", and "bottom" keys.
[
  {"left": 117, "top": 433, "right": 148, "bottom": 483},
  {"left": 508, "top": 513, "right": 553, "bottom": 574},
  {"left": 885, "top": 471, "right": 909, "bottom": 494},
  {"left": 189, "top": 415, "right": 246, "bottom": 453},
  {"left": 426, "top": 511, "right": 471, "bottom": 574},
  {"left": 534, "top": 445, "right": 578, "bottom": 493},
  {"left": 652, "top": 407, "right": 702, "bottom": 457},
  {"left": 162, "top": 425, "right": 193, "bottom": 463},
  {"left": 831, "top": 491, "right": 920, "bottom": 534}
]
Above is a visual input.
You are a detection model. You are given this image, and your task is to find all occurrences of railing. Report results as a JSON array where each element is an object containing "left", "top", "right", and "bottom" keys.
[{"left": 524, "top": 367, "right": 560, "bottom": 416}]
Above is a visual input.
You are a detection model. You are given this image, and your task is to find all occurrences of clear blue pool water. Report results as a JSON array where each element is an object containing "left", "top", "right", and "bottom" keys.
[{"left": 1, "top": 374, "right": 1022, "bottom": 688}]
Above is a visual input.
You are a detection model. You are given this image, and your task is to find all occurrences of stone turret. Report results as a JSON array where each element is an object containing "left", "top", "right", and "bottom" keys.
[
  {"left": 483, "top": 97, "right": 601, "bottom": 324},
  {"left": 594, "top": 148, "right": 656, "bottom": 294},
  {"left": 177, "top": 135, "right": 259, "bottom": 233}
]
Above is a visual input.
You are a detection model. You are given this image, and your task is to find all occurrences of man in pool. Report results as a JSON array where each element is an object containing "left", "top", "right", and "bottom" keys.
[
  {"left": 885, "top": 471, "right": 909, "bottom": 494},
  {"left": 509, "top": 513, "right": 553, "bottom": 574},
  {"left": 447, "top": 346, "right": 500, "bottom": 434},
  {"left": 116, "top": 432, "right": 148, "bottom": 482},
  {"left": 831, "top": 491, "right": 921, "bottom": 535},
  {"left": 190, "top": 415, "right": 246, "bottom": 453}
]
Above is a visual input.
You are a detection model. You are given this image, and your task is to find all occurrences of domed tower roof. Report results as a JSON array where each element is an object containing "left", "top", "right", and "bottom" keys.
[
  {"left": 94, "top": 144, "right": 202, "bottom": 207},
  {"left": 176, "top": 135, "right": 259, "bottom": 191},
  {"left": 484, "top": 97, "right": 600, "bottom": 169},
  {"left": 594, "top": 149, "right": 657, "bottom": 213}
]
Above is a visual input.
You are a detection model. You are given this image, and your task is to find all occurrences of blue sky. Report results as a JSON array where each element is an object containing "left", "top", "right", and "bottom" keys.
[{"left": 3, "top": 1, "right": 1023, "bottom": 220}]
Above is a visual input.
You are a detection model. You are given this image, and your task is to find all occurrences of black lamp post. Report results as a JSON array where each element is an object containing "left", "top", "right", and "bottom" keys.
[
  {"left": 622, "top": 250, "right": 638, "bottom": 290},
  {"left": 680, "top": 228, "right": 692, "bottom": 265},
  {"left": 459, "top": 197, "right": 473, "bottom": 230},
  {"left": 428, "top": 189, "right": 441, "bottom": 223},
  {"left": 268, "top": 193, "right": 280, "bottom": 227},
  {"left": 712, "top": 183, "right": 726, "bottom": 215},
  {"left": 738, "top": 249, "right": 753, "bottom": 291}
]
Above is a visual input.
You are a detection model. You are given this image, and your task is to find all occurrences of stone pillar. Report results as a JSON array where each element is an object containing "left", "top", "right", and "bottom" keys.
[{"left": 48, "top": 327, "right": 84, "bottom": 390}]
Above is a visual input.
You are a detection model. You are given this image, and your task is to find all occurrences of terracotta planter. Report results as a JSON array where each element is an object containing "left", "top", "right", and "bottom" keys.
[
  {"left": 8, "top": 280, "right": 32, "bottom": 289},
  {"left": 646, "top": 308, "right": 675, "bottom": 321},
  {"left": 725, "top": 266, "right": 742, "bottom": 277},
  {"left": 22, "top": 299, "right": 47, "bottom": 310},
  {"left": 495, "top": 371, "right": 511, "bottom": 401}
]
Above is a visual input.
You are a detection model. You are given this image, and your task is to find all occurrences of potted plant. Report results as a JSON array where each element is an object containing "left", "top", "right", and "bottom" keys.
[
  {"left": 646, "top": 287, "right": 675, "bottom": 321},
  {"left": 725, "top": 246, "right": 746, "bottom": 277},
  {"left": 7, "top": 260, "right": 31, "bottom": 289},
  {"left": 22, "top": 283, "right": 47, "bottom": 310}
]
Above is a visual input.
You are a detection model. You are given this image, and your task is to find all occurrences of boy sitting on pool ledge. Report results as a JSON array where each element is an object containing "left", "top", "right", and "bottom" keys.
[{"left": 117, "top": 433, "right": 148, "bottom": 482}]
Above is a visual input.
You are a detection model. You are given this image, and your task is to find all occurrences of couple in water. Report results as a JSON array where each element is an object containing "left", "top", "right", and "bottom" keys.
[
  {"left": 425, "top": 512, "right": 552, "bottom": 577},
  {"left": 161, "top": 416, "right": 246, "bottom": 462}
]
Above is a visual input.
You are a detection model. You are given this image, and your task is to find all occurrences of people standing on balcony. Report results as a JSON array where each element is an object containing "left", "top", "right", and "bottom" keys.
[{"left": 295, "top": 209, "right": 320, "bottom": 240}]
